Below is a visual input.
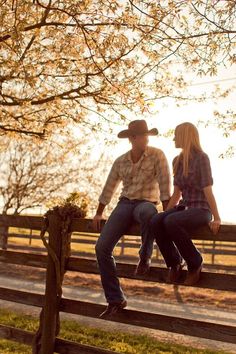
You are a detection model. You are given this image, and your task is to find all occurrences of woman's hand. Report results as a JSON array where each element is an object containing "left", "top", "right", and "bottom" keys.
[{"left": 208, "top": 219, "right": 221, "bottom": 235}]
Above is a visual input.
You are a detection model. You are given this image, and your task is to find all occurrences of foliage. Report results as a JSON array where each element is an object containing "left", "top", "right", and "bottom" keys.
[
  {"left": 0, "top": 0, "right": 235, "bottom": 136},
  {"left": 45, "top": 191, "right": 90, "bottom": 219},
  {"left": 0, "top": 132, "right": 94, "bottom": 214},
  {"left": 0, "top": 308, "right": 229, "bottom": 354}
]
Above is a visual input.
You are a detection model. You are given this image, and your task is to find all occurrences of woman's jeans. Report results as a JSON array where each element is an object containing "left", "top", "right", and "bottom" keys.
[
  {"left": 95, "top": 198, "right": 157, "bottom": 303},
  {"left": 149, "top": 207, "right": 212, "bottom": 271}
]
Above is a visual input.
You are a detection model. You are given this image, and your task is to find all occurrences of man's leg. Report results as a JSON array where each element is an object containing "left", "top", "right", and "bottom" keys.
[
  {"left": 133, "top": 201, "right": 157, "bottom": 274},
  {"left": 95, "top": 200, "right": 134, "bottom": 304}
]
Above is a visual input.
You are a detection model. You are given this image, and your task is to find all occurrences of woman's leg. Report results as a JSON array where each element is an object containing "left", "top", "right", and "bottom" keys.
[
  {"left": 149, "top": 209, "right": 182, "bottom": 268},
  {"left": 163, "top": 208, "right": 211, "bottom": 271}
]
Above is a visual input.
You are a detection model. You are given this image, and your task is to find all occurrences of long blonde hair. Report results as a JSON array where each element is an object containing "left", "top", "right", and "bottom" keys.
[{"left": 173, "top": 122, "right": 203, "bottom": 177}]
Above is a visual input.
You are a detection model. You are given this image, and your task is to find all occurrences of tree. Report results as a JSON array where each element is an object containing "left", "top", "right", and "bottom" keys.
[
  {"left": 0, "top": 0, "right": 235, "bottom": 136},
  {"left": 0, "top": 133, "right": 94, "bottom": 214}
]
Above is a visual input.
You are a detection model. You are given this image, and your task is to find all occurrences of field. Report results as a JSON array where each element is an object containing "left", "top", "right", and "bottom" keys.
[{"left": 0, "top": 309, "right": 230, "bottom": 354}]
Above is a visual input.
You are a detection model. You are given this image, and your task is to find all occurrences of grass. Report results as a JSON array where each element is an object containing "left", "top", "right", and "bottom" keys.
[{"left": 0, "top": 308, "right": 230, "bottom": 354}]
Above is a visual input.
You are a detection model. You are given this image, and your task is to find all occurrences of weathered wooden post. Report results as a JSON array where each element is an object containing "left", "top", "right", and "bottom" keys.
[
  {"left": 0, "top": 223, "right": 9, "bottom": 250},
  {"left": 33, "top": 200, "right": 85, "bottom": 354},
  {"left": 39, "top": 213, "right": 62, "bottom": 354},
  {"left": 29, "top": 228, "right": 33, "bottom": 245},
  {"left": 212, "top": 239, "right": 216, "bottom": 265},
  {"left": 120, "top": 236, "right": 125, "bottom": 256}
]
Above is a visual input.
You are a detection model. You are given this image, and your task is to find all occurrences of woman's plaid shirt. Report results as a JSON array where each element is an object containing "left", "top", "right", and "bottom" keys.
[{"left": 99, "top": 146, "right": 171, "bottom": 205}]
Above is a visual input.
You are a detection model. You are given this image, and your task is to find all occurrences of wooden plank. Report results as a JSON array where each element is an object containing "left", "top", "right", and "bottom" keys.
[
  {"left": 0, "top": 324, "right": 33, "bottom": 346},
  {"left": 70, "top": 219, "right": 236, "bottom": 241},
  {"left": 59, "top": 299, "right": 236, "bottom": 344},
  {"left": 67, "top": 257, "right": 236, "bottom": 292},
  {"left": 7, "top": 233, "right": 236, "bottom": 254},
  {"left": 0, "top": 215, "right": 236, "bottom": 241},
  {"left": 8, "top": 234, "right": 44, "bottom": 240},
  {"left": 0, "top": 287, "right": 43, "bottom": 307},
  {"left": 7, "top": 243, "right": 47, "bottom": 253},
  {"left": 191, "top": 224, "right": 236, "bottom": 242},
  {"left": 196, "top": 249, "right": 236, "bottom": 256},
  {"left": 7, "top": 231, "right": 236, "bottom": 250},
  {"left": 0, "top": 289, "right": 235, "bottom": 345},
  {"left": 0, "top": 325, "right": 117, "bottom": 353},
  {"left": 0, "top": 215, "right": 43, "bottom": 230},
  {"left": 0, "top": 250, "right": 236, "bottom": 292},
  {"left": 55, "top": 338, "right": 118, "bottom": 354},
  {"left": 0, "top": 250, "right": 47, "bottom": 268}
]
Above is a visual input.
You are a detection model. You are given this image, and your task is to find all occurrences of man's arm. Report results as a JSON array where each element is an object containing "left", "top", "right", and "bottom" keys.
[
  {"left": 156, "top": 150, "right": 171, "bottom": 206},
  {"left": 93, "top": 159, "right": 121, "bottom": 231},
  {"left": 161, "top": 199, "right": 170, "bottom": 211},
  {"left": 166, "top": 185, "right": 182, "bottom": 210},
  {"left": 93, "top": 202, "right": 106, "bottom": 232}
]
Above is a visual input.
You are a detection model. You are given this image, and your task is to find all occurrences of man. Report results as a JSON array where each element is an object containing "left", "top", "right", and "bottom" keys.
[{"left": 93, "top": 120, "right": 171, "bottom": 317}]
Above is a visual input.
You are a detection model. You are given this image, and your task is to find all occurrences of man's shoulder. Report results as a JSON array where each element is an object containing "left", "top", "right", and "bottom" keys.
[
  {"left": 147, "top": 146, "right": 166, "bottom": 157},
  {"left": 114, "top": 151, "right": 130, "bottom": 164}
]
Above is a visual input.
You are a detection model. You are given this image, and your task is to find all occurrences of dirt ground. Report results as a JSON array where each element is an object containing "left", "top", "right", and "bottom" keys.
[{"left": 1, "top": 262, "right": 236, "bottom": 311}]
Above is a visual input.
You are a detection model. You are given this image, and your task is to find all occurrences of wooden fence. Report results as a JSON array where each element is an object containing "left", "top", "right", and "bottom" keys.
[
  {"left": 2, "top": 219, "right": 236, "bottom": 268},
  {"left": 0, "top": 214, "right": 236, "bottom": 353}
]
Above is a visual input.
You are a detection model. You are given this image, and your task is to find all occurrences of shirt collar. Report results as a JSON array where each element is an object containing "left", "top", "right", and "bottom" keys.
[{"left": 126, "top": 146, "right": 149, "bottom": 162}]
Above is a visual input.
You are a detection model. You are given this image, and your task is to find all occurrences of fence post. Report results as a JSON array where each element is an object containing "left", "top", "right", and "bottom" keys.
[
  {"left": 212, "top": 240, "right": 216, "bottom": 265},
  {"left": 120, "top": 236, "right": 125, "bottom": 256},
  {"left": 0, "top": 224, "right": 9, "bottom": 250},
  {"left": 39, "top": 214, "right": 62, "bottom": 354},
  {"left": 29, "top": 228, "right": 33, "bottom": 245}
]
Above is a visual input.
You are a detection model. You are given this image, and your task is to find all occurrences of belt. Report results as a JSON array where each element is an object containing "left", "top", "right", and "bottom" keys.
[{"left": 120, "top": 197, "right": 157, "bottom": 204}]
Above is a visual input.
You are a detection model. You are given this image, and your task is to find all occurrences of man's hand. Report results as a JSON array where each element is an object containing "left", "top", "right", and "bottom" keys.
[
  {"left": 93, "top": 214, "right": 103, "bottom": 232},
  {"left": 162, "top": 200, "right": 170, "bottom": 211},
  {"left": 209, "top": 219, "right": 221, "bottom": 235}
]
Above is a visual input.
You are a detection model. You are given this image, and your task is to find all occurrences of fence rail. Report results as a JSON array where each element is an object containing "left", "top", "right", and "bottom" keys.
[
  {"left": 0, "top": 214, "right": 236, "bottom": 353},
  {"left": 2, "top": 214, "right": 236, "bottom": 266}
]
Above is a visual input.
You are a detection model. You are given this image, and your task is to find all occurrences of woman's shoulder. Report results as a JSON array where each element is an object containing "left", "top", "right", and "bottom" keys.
[
  {"left": 172, "top": 154, "right": 181, "bottom": 164},
  {"left": 194, "top": 150, "right": 211, "bottom": 165},
  {"left": 192, "top": 149, "right": 208, "bottom": 158}
]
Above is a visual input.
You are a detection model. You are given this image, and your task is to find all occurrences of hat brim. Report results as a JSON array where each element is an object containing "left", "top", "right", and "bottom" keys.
[{"left": 118, "top": 128, "right": 158, "bottom": 139}]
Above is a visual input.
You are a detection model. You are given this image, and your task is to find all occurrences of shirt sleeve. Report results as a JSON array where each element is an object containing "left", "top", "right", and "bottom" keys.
[
  {"left": 172, "top": 156, "right": 179, "bottom": 186},
  {"left": 99, "top": 159, "right": 121, "bottom": 205},
  {"left": 199, "top": 153, "right": 213, "bottom": 188},
  {"left": 155, "top": 150, "right": 171, "bottom": 201}
]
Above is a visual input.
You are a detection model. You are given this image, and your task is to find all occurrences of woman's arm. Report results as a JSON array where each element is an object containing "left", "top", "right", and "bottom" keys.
[
  {"left": 203, "top": 185, "right": 221, "bottom": 234},
  {"left": 166, "top": 185, "right": 182, "bottom": 210}
]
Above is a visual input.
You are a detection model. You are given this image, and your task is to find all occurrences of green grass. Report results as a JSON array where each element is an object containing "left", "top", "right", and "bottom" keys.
[{"left": 0, "top": 309, "right": 230, "bottom": 354}]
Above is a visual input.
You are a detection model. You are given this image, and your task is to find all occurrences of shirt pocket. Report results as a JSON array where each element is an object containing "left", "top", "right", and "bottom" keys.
[
  {"left": 140, "top": 162, "right": 155, "bottom": 182},
  {"left": 120, "top": 164, "right": 133, "bottom": 184}
]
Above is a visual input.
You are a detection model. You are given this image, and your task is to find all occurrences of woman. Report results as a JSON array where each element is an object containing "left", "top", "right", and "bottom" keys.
[{"left": 150, "top": 122, "right": 221, "bottom": 285}]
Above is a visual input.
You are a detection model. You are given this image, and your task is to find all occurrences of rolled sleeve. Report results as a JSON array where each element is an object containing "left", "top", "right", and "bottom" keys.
[
  {"left": 98, "top": 159, "right": 121, "bottom": 205},
  {"left": 199, "top": 153, "right": 213, "bottom": 188},
  {"left": 155, "top": 151, "right": 171, "bottom": 201}
]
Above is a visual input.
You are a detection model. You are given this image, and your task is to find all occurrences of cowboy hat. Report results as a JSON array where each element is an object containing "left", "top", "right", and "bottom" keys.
[{"left": 118, "top": 120, "right": 158, "bottom": 139}]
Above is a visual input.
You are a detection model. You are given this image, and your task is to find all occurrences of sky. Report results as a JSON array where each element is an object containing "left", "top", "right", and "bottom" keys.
[{"left": 106, "top": 65, "right": 236, "bottom": 223}]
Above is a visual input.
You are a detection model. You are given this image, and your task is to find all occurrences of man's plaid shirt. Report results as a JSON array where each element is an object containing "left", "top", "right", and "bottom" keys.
[{"left": 99, "top": 146, "right": 171, "bottom": 205}]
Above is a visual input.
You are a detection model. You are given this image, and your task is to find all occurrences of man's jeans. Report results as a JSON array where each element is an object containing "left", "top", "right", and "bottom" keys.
[
  {"left": 149, "top": 207, "right": 212, "bottom": 271},
  {"left": 95, "top": 198, "right": 157, "bottom": 303}
]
